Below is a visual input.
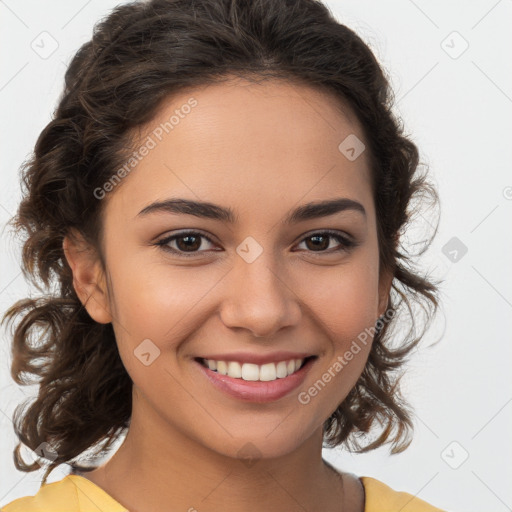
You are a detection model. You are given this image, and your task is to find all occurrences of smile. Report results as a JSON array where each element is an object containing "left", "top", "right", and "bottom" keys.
[
  {"left": 194, "top": 356, "right": 318, "bottom": 403},
  {"left": 197, "top": 356, "right": 315, "bottom": 381}
]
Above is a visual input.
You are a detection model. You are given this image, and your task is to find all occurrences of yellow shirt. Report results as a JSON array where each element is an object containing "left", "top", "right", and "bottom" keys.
[{"left": 1, "top": 474, "right": 446, "bottom": 511}]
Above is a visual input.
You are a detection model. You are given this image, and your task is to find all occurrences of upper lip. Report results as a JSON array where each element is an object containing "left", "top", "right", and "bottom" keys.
[{"left": 196, "top": 351, "right": 316, "bottom": 366}]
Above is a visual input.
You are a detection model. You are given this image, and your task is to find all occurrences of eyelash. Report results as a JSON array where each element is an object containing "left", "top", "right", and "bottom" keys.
[{"left": 154, "top": 229, "right": 358, "bottom": 258}]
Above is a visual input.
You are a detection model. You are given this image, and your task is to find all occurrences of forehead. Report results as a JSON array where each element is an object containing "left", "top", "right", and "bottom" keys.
[{"left": 105, "top": 77, "right": 374, "bottom": 223}]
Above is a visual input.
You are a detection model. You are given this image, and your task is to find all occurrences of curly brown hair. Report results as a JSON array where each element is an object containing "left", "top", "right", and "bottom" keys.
[{"left": 2, "top": 0, "right": 442, "bottom": 486}]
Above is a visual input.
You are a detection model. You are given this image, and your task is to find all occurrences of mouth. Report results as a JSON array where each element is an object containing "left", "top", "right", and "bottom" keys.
[
  {"left": 193, "top": 355, "right": 318, "bottom": 403},
  {"left": 194, "top": 355, "right": 317, "bottom": 382}
]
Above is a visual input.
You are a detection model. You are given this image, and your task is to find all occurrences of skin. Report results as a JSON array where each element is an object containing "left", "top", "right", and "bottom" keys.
[{"left": 63, "top": 77, "right": 393, "bottom": 512}]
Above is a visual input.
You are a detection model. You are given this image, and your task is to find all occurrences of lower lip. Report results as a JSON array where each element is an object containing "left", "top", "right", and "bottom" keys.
[{"left": 194, "top": 357, "right": 316, "bottom": 403}]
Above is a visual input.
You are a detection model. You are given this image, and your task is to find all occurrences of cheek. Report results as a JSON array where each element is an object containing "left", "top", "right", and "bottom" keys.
[
  {"left": 301, "top": 257, "right": 380, "bottom": 342},
  {"left": 294, "top": 256, "right": 379, "bottom": 401},
  {"left": 107, "top": 259, "right": 220, "bottom": 346}
]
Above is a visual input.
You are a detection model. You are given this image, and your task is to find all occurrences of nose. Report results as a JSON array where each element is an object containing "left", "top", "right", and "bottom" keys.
[{"left": 218, "top": 254, "right": 302, "bottom": 338}]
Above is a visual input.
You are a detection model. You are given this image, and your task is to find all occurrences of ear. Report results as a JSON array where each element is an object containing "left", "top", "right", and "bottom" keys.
[
  {"left": 377, "top": 266, "right": 394, "bottom": 319},
  {"left": 62, "top": 229, "right": 112, "bottom": 324}
]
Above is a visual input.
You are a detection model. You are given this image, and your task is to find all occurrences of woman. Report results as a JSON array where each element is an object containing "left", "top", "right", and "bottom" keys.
[{"left": 1, "top": 0, "right": 446, "bottom": 510}]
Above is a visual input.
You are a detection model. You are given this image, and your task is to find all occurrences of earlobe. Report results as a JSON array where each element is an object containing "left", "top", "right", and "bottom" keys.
[{"left": 62, "top": 230, "right": 112, "bottom": 324}]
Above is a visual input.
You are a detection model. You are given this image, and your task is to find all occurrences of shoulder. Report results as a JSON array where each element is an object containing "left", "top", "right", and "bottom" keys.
[
  {"left": 1, "top": 475, "right": 79, "bottom": 512},
  {"left": 360, "top": 476, "right": 447, "bottom": 512},
  {"left": 1, "top": 475, "right": 127, "bottom": 512}
]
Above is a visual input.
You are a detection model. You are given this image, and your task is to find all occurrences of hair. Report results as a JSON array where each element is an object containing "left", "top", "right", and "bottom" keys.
[{"left": 2, "top": 0, "right": 442, "bottom": 486}]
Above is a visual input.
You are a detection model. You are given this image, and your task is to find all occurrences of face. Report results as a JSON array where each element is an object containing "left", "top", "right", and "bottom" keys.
[{"left": 66, "top": 77, "right": 392, "bottom": 462}]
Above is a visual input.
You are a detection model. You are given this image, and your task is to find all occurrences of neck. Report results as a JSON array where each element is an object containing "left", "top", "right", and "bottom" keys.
[{"left": 83, "top": 389, "right": 346, "bottom": 512}]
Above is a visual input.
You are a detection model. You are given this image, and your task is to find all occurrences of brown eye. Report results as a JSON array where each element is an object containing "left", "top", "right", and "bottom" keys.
[
  {"left": 297, "top": 231, "right": 356, "bottom": 254},
  {"left": 304, "top": 234, "right": 330, "bottom": 251},
  {"left": 155, "top": 231, "right": 217, "bottom": 257},
  {"left": 175, "top": 234, "right": 202, "bottom": 252}
]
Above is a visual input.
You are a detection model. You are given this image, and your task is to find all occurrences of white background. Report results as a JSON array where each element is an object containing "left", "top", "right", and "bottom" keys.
[{"left": 1, "top": 1, "right": 511, "bottom": 511}]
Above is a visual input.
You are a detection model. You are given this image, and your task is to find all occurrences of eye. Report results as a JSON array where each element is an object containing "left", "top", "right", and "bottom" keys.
[
  {"left": 155, "top": 230, "right": 218, "bottom": 257},
  {"left": 295, "top": 230, "right": 357, "bottom": 254},
  {"left": 154, "top": 229, "right": 358, "bottom": 258}
]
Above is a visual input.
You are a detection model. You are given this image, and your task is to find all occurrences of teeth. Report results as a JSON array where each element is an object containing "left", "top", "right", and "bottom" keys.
[
  {"left": 202, "top": 358, "right": 306, "bottom": 381},
  {"left": 276, "top": 361, "right": 288, "bottom": 378},
  {"left": 228, "top": 361, "right": 241, "bottom": 378}
]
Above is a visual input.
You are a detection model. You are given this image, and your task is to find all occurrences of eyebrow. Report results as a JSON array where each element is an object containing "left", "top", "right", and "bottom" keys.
[{"left": 137, "top": 197, "right": 366, "bottom": 224}]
